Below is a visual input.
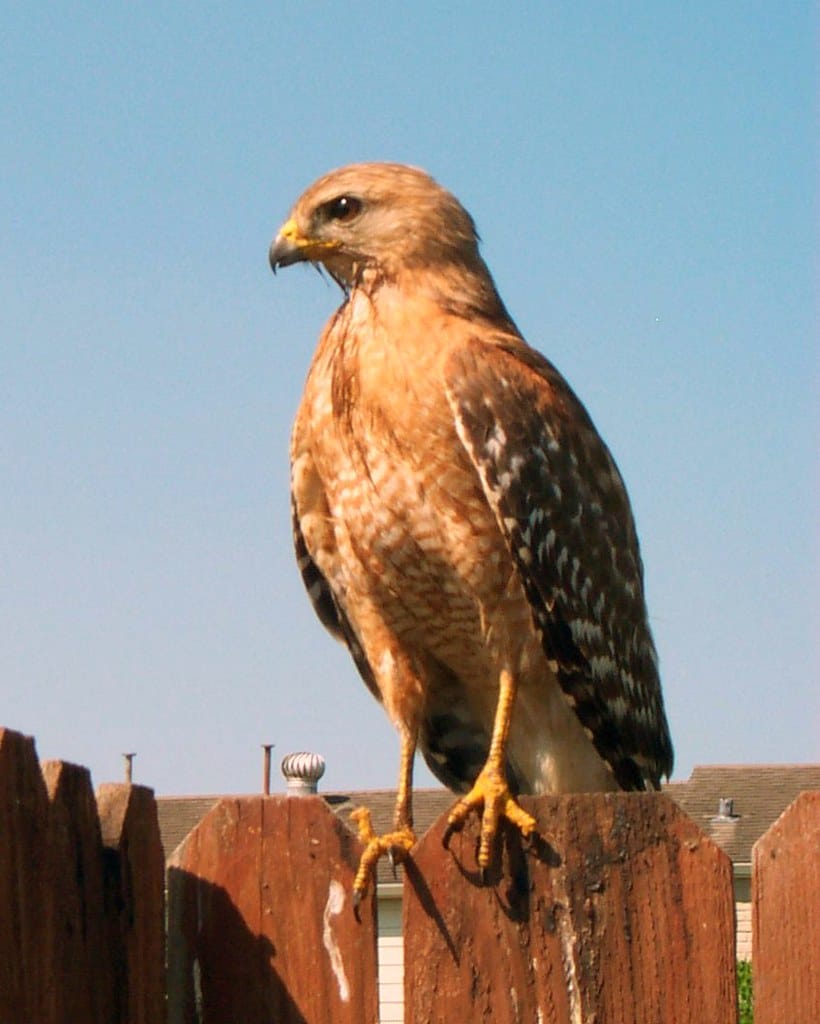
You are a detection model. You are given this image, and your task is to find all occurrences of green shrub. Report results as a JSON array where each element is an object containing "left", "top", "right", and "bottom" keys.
[{"left": 737, "top": 960, "right": 753, "bottom": 1024}]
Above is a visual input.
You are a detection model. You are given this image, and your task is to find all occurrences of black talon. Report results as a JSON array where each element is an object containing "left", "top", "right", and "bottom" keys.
[{"left": 443, "top": 818, "right": 462, "bottom": 850}]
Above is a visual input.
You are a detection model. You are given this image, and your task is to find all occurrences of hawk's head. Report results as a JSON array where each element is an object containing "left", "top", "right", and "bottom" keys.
[{"left": 269, "top": 162, "right": 485, "bottom": 290}]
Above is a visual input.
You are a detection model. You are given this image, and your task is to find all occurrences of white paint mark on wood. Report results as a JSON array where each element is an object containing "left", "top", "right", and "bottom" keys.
[
  {"left": 557, "top": 910, "right": 584, "bottom": 1024},
  {"left": 322, "top": 880, "right": 351, "bottom": 1003}
]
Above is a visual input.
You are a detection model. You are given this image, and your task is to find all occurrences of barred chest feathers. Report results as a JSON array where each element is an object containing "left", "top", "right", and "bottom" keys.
[{"left": 297, "top": 290, "right": 508, "bottom": 637}]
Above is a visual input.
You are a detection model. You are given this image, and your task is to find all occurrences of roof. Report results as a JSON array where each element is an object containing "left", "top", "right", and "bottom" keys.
[
  {"left": 661, "top": 763, "right": 820, "bottom": 865},
  {"left": 156, "top": 796, "right": 223, "bottom": 859},
  {"left": 156, "top": 764, "right": 820, "bottom": 880}
]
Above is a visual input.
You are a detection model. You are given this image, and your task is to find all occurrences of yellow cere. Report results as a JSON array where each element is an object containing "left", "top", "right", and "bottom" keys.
[{"left": 278, "top": 218, "right": 301, "bottom": 242}]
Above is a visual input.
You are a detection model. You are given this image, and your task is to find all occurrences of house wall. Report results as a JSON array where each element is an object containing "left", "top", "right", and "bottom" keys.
[
  {"left": 735, "top": 902, "right": 751, "bottom": 961},
  {"left": 734, "top": 875, "right": 752, "bottom": 961},
  {"left": 378, "top": 895, "right": 404, "bottom": 1023}
]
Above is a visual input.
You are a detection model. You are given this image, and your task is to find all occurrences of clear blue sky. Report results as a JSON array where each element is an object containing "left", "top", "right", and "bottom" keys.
[{"left": 2, "top": 5, "right": 817, "bottom": 796}]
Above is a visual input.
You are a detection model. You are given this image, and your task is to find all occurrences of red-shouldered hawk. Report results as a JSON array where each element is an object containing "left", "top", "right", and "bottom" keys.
[{"left": 269, "top": 163, "right": 673, "bottom": 897}]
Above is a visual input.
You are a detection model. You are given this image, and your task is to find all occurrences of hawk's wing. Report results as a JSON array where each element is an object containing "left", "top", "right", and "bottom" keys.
[
  {"left": 291, "top": 495, "right": 380, "bottom": 700},
  {"left": 444, "top": 336, "right": 674, "bottom": 790}
]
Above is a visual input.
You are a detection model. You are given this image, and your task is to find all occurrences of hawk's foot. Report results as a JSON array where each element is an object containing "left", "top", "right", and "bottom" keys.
[
  {"left": 350, "top": 806, "right": 416, "bottom": 903},
  {"left": 446, "top": 766, "right": 537, "bottom": 868}
]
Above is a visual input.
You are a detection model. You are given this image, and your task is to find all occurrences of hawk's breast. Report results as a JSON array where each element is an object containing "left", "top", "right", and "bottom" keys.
[{"left": 294, "top": 299, "right": 531, "bottom": 688}]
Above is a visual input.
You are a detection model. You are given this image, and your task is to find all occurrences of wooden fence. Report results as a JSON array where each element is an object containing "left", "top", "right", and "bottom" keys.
[
  {"left": 1, "top": 726, "right": 816, "bottom": 1023},
  {"left": 0, "top": 727, "right": 165, "bottom": 1024}
]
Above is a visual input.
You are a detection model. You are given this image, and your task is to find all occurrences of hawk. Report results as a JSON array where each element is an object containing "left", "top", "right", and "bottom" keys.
[{"left": 269, "top": 163, "right": 673, "bottom": 896}]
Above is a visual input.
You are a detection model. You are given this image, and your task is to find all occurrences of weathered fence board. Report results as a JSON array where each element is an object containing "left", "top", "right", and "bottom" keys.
[
  {"left": 42, "top": 760, "right": 114, "bottom": 1024},
  {"left": 0, "top": 728, "right": 50, "bottom": 1023},
  {"left": 166, "top": 795, "right": 379, "bottom": 1024},
  {"left": 97, "top": 782, "right": 167, "bottom": 1024},
  {"left": 403, "top": 792, "right": 737, "bottom": 1024},
  {"left": 752, "top": 789, "right": 819, "bottom": 1024}
]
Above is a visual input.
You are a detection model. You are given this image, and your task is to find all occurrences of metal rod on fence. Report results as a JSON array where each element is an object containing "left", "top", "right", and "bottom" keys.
[{"left": 262, "top": 743, "right": 274, "bottom": 795}]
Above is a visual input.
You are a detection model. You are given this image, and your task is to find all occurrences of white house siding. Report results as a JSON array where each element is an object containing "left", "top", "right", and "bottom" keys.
[
  {"left": 733, "top": 874, "right": 752, "bottom": 961},
  {"left": 377, "top": 895, "right": 404, "bottom": 1023},
  {"left": 735, "top": 901, "right": 752, "bottom": 961}
]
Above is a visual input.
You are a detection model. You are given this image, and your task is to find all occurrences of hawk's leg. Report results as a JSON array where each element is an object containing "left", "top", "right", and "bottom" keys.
[
  {"left": 447, "top": 667, "right": 537, "bottom": 867},
  {"left": 351, "top": 727, "right": 417, "bottom": 901}
]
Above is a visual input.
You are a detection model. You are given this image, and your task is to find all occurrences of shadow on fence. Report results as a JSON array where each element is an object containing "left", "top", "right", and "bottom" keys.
[
  {"left": 166, "top": 796, "right": 378, "bottom": 1023},
  {"left": 0, "top": 725, "right": 816, "bottom": 1023}
]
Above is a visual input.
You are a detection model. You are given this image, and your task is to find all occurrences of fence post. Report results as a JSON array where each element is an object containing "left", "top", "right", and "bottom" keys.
[
  {"left": 96, "top": 782, "right": 166, "bottom": 1024},
  {"left": 166, "top": 795, "right": 379, "bottom": 1024},
  {"left": 752, "top": 789, "right": 819, "bottom": 1024},
  {"left": 403, "top": 792, "right": 737, "bottom": 1023}
]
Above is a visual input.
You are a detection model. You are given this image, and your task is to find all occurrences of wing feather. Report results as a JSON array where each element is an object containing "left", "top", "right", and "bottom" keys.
[
  {"left": 444, "top": 336, "right": 673, "bottom": 790},
  {"left": 290, "top": 495, "right": 380, "bottom": 701}
]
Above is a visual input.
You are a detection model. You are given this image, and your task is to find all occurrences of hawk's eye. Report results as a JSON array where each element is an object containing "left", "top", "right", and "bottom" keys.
[{"left": 324, "top": 195, "right": 362, "bottom": 223}]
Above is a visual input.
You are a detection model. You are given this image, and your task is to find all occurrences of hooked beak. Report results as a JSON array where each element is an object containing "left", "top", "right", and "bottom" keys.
[
  {"left": 269, "top": 218, "right": 307, "bottom": 273},
  {"left": 269, "top": 217, "right": 341, "bottom": 274}
]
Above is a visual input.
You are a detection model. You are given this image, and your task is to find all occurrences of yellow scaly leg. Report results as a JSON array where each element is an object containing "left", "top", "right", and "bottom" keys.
[
  {"left": 447, "top": 668, "right": 537, "bottom": 867},
  {"left": 351, "top": 728, "right": 416, "bottom": 901}
]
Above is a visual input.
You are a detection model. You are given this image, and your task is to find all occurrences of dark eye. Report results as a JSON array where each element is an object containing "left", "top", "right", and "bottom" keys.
[{"left": 324, "top": 195, "right": 362, "bottom": 222}]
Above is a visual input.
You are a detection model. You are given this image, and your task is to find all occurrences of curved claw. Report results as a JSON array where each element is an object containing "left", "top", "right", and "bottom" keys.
[{"left": 442, "top": 817, "right": 459, "bottom": 850}]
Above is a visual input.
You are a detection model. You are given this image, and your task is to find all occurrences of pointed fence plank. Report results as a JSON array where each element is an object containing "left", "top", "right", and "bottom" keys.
[
  {"left": 96, "top": 782, "right": 166, "bottom": 1024},
  {"left": 752, "top": 790, "right": 819, "bottom": 1024},
  {"left": 404, "top": 792, "right": 736, "bottom": 1024},
  {"left": 0, "top": 728, "right": 50, "bottom": 1023},
  {"left": 42, "top": 760, "right": 115, "bottom": 1024},
  {"left": 166, "top": 795, "right": 379, "bottom": 1024}
]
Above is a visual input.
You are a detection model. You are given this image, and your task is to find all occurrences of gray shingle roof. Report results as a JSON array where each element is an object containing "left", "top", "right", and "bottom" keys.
[
  {"left": 156, "top": 796, "right": 222, "bottom": 859},
  {"left": 662, "top": 763, "right": 820, "bottom": 864}
]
